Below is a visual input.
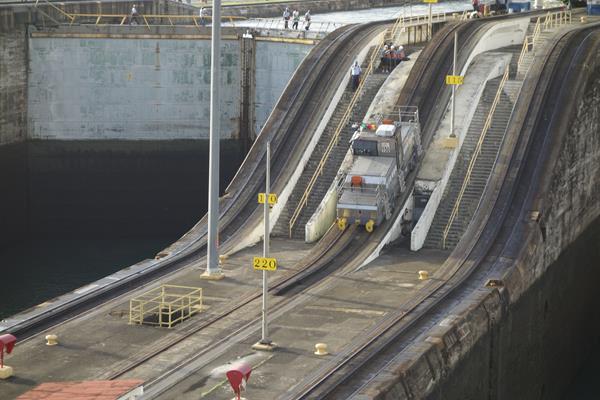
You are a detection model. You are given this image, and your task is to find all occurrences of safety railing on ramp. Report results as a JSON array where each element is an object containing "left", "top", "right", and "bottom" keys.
[
  {"left": 441, "top": 65, "right": 509, "bottom": 249},
  {"left": 517, "top": 9, "right": 571, "bottom": 74}
]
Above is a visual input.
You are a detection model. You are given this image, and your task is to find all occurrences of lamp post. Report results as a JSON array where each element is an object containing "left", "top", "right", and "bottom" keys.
[{"left": 203, "top": 0, "right": 224, "bottom": 280}]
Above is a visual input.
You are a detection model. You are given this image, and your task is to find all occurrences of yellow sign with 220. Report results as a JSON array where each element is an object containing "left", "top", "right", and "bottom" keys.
[{"left": 253, "top": 257, "right": 278, "bottom": 271}]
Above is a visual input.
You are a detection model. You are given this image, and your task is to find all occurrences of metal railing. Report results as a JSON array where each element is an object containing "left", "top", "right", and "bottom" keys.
[
  {"left": 286, "top": 12, "right": 446, "bottom": 237},
  {"left": 33, "top": 0, "right": 245, "bottom": 30},
  {"left": 240, "top": 18, "right": 343, "bottom": 34},
  {"left": 129, "top": 284, "right": 202, "bottom": 328},
  {"left": 441, "top": 65, "right": 509, "bottom": 249},
  {"left": 517, "top": 10, "right": 571, "bottom": 74},
  {"left": 287, "top": 38, "right": 387, "bottom": 237}
]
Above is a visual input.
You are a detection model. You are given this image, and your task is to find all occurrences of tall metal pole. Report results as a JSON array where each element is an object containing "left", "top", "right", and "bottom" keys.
[
  {"left": 428, "top": 3, "right": 432, "bottom": 40},
  {"left": 260, "top": 142, "right": 271, "bottom": 344},
  {"left": 204, "top": 0, "right": 223, "bottom": 278},
  {"left": 450, "top": 32, "right": 457, "bottom": 138}
]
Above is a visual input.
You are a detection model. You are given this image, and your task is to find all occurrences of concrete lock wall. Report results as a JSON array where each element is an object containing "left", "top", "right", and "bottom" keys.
[
  {"left": 365, "top": 48, "right": 600, "bottom": 400},
  {"left": 26, "top": 32, "right": 312, "bottom": 140},
  {"left": 254, "top": 39, "right": 313, "bottom": 135},
  {"left": 0, "top": 11, "right": 28, "bottom": 145}
]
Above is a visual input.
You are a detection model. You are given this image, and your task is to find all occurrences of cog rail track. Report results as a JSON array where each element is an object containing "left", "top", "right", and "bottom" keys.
[
  {"left": 8, "top": 20, "right": 389, "bottom": 340},
  {"left": 285, "top": 21, "right": 600, "bottom": 400}
]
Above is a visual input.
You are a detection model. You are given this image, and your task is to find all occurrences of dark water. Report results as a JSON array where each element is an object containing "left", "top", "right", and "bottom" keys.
[{"left": 0, "top": 140, "right": 245, "bottom": 319}]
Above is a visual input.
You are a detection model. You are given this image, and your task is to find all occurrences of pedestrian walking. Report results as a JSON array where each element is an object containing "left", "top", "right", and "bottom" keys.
[
  {"left": 199, "top": 7, "right": 207, "bottom": 26},
  {"left": 304, "top": 10, "right": 311, "bottom": 31},
  {"left": 283, "top": 7, "right": 291, "bottom": 29},
  {"left": 292, "top": 9, "right": 300, "bottom": 29},
  {"left": 350, "top": 61, "right": 361, "bottom": 91},
  {"left": 129, "top": 4, "right": 139, "bottom": 25}
]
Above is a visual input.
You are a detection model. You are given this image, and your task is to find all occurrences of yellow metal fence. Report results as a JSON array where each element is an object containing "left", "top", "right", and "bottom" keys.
[{"left": 129, "top": 284, "right": 203, "bottom": 328}]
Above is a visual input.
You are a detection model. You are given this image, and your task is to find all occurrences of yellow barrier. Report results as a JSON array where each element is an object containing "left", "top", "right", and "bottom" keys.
[{"left": 129, "top": 284, "right": 203, "bottom": 328}]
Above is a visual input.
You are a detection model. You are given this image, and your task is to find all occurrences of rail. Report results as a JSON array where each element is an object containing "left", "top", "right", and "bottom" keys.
[
  {"left": 287, "top": 11, "right": 446, "bottom": 237},
  {"left": 238, "top": 18, "right": 343, "bottom": 33},
  {"left": 33, "top": 0, "right": 245, "bottom": 30},
  {"left": 517, "top": 10, "right": 571, "bottom": 73},
  {"left": 441, "top": 65, "right": 509, "bottom": 249},
  {"left": 129, "top": 284, "right": 202, "bottom": 328},
  {"left": 287, "top": 36, "right": 385, "bottom": 237}
]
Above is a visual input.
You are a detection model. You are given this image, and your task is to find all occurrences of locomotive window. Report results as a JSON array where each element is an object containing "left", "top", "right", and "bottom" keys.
[{"left": 352, "top": 140, "right": 378, "bottom": 156}]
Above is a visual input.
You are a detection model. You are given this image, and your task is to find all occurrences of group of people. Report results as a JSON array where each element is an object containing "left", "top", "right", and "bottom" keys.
[
  {"left": 283, "top": 8, "right": 312, "bottom": 31},
  {"left": 380, "top": 43, "right": 406, "bottom": 73}
]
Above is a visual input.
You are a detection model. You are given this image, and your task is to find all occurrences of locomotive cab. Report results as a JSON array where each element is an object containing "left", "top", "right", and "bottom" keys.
[{"left": 336, "top": 107, "right": 421, "bottom": 233}]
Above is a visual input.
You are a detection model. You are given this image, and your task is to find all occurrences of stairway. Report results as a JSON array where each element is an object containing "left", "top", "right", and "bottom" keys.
[
  {"left": 272, "top": 54, "right": 388, "bottom": 239},
  {"left": 424, "top": 77, "right": 521, "bottom": 249}
]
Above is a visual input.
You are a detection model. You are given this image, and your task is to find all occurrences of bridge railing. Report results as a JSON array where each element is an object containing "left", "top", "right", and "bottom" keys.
[
  {"left": 237, "top": 18, "right": 344, "bottom": 34},
  {"left": 441, "top": 65, "right": 509, "bottom": 249},
  {"left": 33, "top": 0, "right": 245, "bottom": 29}
]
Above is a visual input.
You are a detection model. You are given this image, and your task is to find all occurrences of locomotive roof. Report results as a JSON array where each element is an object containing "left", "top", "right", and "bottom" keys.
[{"left": 347, "top": 156, "right": 395, "bottom": 177}]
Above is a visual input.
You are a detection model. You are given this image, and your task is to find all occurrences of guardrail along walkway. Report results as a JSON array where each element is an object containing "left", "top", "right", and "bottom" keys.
[{"left": 272, "top": 48, "right": 387, "bottom": 239}]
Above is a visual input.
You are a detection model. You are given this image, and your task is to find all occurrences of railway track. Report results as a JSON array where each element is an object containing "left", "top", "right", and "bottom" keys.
[
  {"left": 282, "top": 20, "right": 600, "bottom": 400},
  {"left": 7, "top": 20, "right": 390, "bottom": 340}
]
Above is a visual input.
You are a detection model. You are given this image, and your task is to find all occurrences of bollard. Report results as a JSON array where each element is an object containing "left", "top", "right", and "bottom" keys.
[
  {"left": 581, "top": 16, "right": 587, "bottom": 23},
  {"left": 45, "top": 334, "right": 58, "bottom": 346},
  {"left": 0, "top": 365, "right": 13, "bottom": 379},
  {"left": 219, "top": 254, "right": 228, "bottom": 265},
  {"left": 418, "top": 270, "right": 429, "bottom": 280},
  {"left": 314, "top": 343, "right": 328, "bottom": 356}
]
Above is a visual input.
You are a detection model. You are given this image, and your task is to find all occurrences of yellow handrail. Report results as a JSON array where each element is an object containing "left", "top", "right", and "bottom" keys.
[
  {"left": 287, "top": 41, "right": 382, "bottom": 237},
  {"left": 67, "top": 13, "right": 246, "bottom": 26},
  {"left": 441, "top": 66, "right": 509, "bottom": 249},
  {"left": 517, "top": 10, "right": 571, "bottom": 77},
  {"left": 286, "top": 11, "right": 450, "bottom": 237}
]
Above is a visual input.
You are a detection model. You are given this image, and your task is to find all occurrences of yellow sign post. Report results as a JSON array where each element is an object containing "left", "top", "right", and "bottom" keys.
[
  {"left": 258, "top": 193, "right": 278, "bottom": 205},
  {"left": 445, "top": 75, "right": 464, "bottom": 85},
  {"left": 253, "top": 256, "right": 278, "bottom": 271},
  {"left": 423, "top": 0, "right": 438, "bottom": 3}
]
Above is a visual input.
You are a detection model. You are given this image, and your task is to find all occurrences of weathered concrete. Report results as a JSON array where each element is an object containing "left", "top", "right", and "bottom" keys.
[
  {"left": 359, "top": 27, "right": 600, "bottom": 400},
  {"left": 24, "top": 26, "right": 311, "bottom": 140},
  {"left": 0, "top": 10, "right": 28, "bottom": 145}
]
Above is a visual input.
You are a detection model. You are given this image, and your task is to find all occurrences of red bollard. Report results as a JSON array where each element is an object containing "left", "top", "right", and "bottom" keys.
[
  {"left": 226, "top": 362, "right": 252, "bottom": 400},
  {"left": 0, "top": 334, "right": 17, "bottom": 369}
]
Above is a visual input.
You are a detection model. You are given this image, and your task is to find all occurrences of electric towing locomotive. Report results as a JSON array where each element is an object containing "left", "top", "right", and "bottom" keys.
[{"left": 336, "top": 107, "right": 421, "bottom": 233}]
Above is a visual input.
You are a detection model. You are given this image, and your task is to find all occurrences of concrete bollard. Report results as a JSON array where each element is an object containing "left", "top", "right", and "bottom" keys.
[
  {"left": 45, "top": 334, "right": 58, "bottom": 346},
  {"left": 219, "top": 254, "right": 228, "bottom": 265},
  {"left": 581, "top": 16, "right": 587, "bottom": 23},
  {"left": 418, "top": 270, "right": 429, "bottom": 280},
  {"left": 452, "top": 12, "right": 458, "bottom": 19},
  {"left": 314, "top": 343, "right": 328, "bottom": 356},
  {"left": 0, "top": 365, "right": 13, "bottom": 379}
]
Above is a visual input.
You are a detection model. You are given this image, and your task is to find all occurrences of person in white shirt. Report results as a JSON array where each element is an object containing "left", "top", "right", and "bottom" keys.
[
  {"left": 283, "top": 7, "right": 291, "bottom": 29},
  {"left": 304, "top": 10, "right": 311, "bottom": 31},
  {"left": 129, "top": 5, "right": 139, "bottom": 25},
  {"left": 350, "top": 61, "right": 361, "bottom": 91},
  {"left": 199, "top": 7, "right": 207, "bottom": 26}
]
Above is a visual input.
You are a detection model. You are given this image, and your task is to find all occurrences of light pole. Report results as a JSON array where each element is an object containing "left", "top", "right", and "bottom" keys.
[
  {"left": 252, "top": 142, "right": 276, "bottom": 351},
  {"left": 202, "top": 0, "right": 224, "bottom": 280}
]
